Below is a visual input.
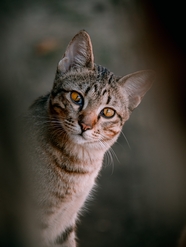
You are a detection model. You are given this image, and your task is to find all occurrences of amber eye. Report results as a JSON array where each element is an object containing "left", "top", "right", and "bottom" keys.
[
  {"left": 101, "top": 108, "right": 115, "bottom": 118},
  {"left": 70, "top": 91, "right": 83, "bottom": 106}
]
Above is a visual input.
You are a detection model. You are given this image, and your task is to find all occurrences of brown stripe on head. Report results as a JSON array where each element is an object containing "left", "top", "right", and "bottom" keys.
[
  {"left": 106, "top": 95, "right": 112, "bottom": 105},
  {"left": 93, "top": 84, "right": 98, "bottom": 93},
  {"left": 84, "top": 86, "right": 91, "bottom": 96},
  {"left": 102, "top": 89, "right": 107, "bottom": 95}
]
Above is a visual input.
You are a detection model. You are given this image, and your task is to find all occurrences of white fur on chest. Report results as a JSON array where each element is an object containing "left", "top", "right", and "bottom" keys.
[{"left": 41, "top": 161, "right": 100, "bottom": 245}]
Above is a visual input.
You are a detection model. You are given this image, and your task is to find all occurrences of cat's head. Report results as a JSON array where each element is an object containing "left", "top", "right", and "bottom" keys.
[{"left": 49, "top": 31, "right": 154, "bottom": 151}]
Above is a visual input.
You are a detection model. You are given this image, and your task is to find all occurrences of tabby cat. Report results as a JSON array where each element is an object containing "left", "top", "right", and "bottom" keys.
[{"left": 28, "top": 30, "right": 153, "bottom": 247}]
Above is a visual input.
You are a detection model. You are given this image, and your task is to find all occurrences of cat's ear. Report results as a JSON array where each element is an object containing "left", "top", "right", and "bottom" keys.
[
  {"left": 118, "top": 70, "right": 154, "bottom": 112},
  {"left": 57, "top": 30, "right": 94, "bottom": 74}
]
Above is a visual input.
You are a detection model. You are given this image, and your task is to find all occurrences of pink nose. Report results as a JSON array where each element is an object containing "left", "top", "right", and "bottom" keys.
[
  {"left": 79, "top": 122, "right": 92, "bottom": 131},
  {"left": 78, "top": 111, "right": 97, "bottom": 132}
]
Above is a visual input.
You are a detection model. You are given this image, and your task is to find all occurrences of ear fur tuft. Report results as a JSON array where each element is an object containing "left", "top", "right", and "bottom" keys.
[{"left": 57, "top": 30, "right": 94, "bottom": 74}]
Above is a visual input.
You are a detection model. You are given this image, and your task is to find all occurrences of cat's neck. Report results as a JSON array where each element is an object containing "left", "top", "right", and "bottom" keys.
[{"left": 45, "top": 134, "right": 105, "bottom": 175}]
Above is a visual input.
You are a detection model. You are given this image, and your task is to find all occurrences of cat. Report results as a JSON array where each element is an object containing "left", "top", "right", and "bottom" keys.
[{"left": 27, "top": 30, "right": 154, "bottom": 247}]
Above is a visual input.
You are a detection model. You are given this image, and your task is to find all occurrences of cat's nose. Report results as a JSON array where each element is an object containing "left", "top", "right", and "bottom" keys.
[
  {"left": 79, "top": 121, "right": 92, "bottom": 132},
  {"left": 78, "top": 111, "right": 97, "bottom": 132}
]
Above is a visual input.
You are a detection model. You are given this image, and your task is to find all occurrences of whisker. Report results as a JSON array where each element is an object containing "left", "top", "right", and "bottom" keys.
[
  {"left": 109, "top": 146, "right": 119, "bottom": 164},
  {"left": 104, "top": 151, "right": 111, "bottom": 167},
  {"left": 108, "top": 150, "right": 114, "bottom": 175},
  {"left": 120, "top": 130, "right": 131, "bottom": 149},
  {"left": 107, "top": 149, "right": 113, "bottom": 166},
  {"left": 98, "top": 137, "right": 115, "bottom": 173}
]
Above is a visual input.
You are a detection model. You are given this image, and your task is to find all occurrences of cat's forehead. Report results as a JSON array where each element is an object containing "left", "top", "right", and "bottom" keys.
[
  {"left": 56, "top": 66, "right": 117, "bottom": 92},
  {"left": 53, "top": 67, "right": 127, "bottom": 111}
]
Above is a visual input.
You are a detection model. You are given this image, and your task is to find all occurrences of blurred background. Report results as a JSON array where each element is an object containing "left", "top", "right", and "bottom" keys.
[{"left": 0, "top": 0, "right": 186, "bottom": 246}]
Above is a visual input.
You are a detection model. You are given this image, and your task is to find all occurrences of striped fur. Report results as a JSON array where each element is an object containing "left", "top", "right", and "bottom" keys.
[{"left": 28, "top": 31, "right": 153, "bottom": 246}]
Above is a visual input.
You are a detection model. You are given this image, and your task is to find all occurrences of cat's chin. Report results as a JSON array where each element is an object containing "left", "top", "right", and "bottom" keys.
[
  {"left": 69, "top": 134, "right": 87, "bottom": 145},
  {"left": 68, "top": 133, "right": 106, "bottom": 150},
  {"left": 69, "top": 133, "right": 93, "bottom": 145}
]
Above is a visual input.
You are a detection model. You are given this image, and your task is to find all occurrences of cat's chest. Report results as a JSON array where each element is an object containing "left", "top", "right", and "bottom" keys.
[
  {"left": 44, "top": 146, "right": 103, "bottom": 191},
  {"left": 41, "top": 169, "right": 97, "bottom": 243},
  {"left": 51, "top": 162, "right": 98, "bottom": 197},
  {"left": 41, "top": 154, "right": 101, "bottom": 205},
  {"left": 37, "top": 145, "right": 103, "bottom": 218}
]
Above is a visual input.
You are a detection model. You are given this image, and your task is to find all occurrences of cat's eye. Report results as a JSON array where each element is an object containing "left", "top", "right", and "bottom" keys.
[
  {"left": 101, "top": 108, "right": 115, "bottom": 118},
  {"left": 70, "top": 91, "right": 83, "bottom": 105}
]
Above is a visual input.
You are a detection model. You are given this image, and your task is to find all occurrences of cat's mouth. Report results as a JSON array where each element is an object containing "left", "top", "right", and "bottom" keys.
[
  {"left": 67, "top": 132, "right": 87, "bottom": 144},
  {"left": 78, "top": 132, "right": 86, "bottom": 140},
  {"left": 68, "top": 131, "right": 98, "bottom": 145},
  {"left": 77, "top": 132, "right": 93, "bottom": 143}
]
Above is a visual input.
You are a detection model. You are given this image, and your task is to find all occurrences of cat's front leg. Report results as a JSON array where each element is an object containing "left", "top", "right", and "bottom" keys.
[{"left": 53, "top": 225, "right": 77, "bottom": 247}]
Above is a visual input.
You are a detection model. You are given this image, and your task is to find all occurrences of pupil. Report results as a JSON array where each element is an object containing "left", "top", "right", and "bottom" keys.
[{"left": 105, "top": 109, "right": 110, "bottom": 115}]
